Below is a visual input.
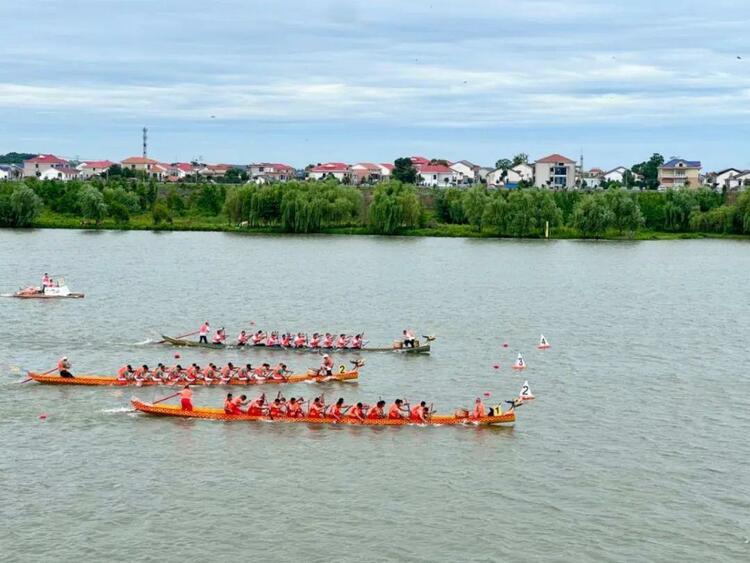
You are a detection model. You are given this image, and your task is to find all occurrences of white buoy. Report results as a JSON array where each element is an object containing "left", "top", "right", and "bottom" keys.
[
  {"left": 519, "top": 380, "right": 535, "bottom": 401},
  {"left": 537, "top": 334, "right": 550, "bottom": 349},
  {"left": 512, "top": 352, "right": 527, "bottom": 370}
]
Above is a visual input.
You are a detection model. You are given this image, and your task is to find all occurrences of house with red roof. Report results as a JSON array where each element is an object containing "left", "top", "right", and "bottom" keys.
[
  {"left": 199, "top": 164, "right": 234, "bottom": 178},
  {"left": 307, "top": 162, "right": 351, "bottom": 182},
  {"left": 410, "top": 156, "right": 430, "bottom": 167},
  {"left": 77, "top": 160, "right": 114, "bottom": 178},
  {"left": 23, "top": 154, "right": 69, "bottom": 178},
  {"left": 533, "top": 154, "right": 576, "bottom": 189},
  {"left": 167, "top": 162, "right": 196, "bottom": 181},
  {"left": 417, "top": 163, "right": 455, "bottom": 187},
  {"left": 378, "top": 163, "right": 394, "bottom": 178},
  {"left": 248, "top": 163, "right": 296, "bottom": 182}
]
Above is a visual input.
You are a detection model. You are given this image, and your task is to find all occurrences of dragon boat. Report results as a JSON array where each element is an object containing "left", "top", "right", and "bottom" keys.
[
  {"left": 26, "top": 369, "right": 359, "bottom": 386},
  {"left": 160, "top": 334, "right": 432, "bottom": 354},
  {"left": 131, "top": 398, "right": 516, "bottom": 427}
]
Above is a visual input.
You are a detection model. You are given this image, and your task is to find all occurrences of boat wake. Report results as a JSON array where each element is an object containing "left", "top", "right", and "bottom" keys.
[
  {"left": 133, "top": 338, "right": 154, "bottom": 346},
  {"left": 100, "top": 407, "right": 133, "bottom": 414}
]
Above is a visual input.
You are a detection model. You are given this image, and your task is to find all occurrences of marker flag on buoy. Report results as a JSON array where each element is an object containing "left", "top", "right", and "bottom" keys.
[
  {"left": 519, "top": 381, "right": 535, "bottom": 400},
  {"left": 512, "top": 353, "right": 526, "bottom": 370},
  {"left": 39, "top": 413, "right": 47, "bottom": 420},
  {"left": 537, "top": 334, "right": 550, "bottom": 349},
  {"left": 502, "top": 342, "right": 509, "bottom": 348},
  {"left": 493, "top": 364, "right": 500, "bottom": 370},
  {"left": 484, "top": 392, "right": 491, "bottom": 398}
]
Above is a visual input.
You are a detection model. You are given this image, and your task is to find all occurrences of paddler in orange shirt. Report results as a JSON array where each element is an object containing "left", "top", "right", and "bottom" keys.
[
  {"left": 308, "top": 396, "right": 325, "bottom": 418},
  {"left": 388, "top": 399, "right": 408, "bottom": 420},
  {"left": 117, "top": 364, "right": 134, "bottom": 383},
  {"left": 246, "top": 393, "right": 266, "bottom": 416},
  {"left": 328, "top": 397, "right": 347, "bottom": 421},
  {"left": 409, "top": 401, "right": 428, "bottom": 423},
  {"left": 367, "top": 400, "right": 386, "bottom": 419},
  {"left": 287, "top": 397, "right": 304, "bottom": 418},
  {"left": 347, "top": 402, "right": 365, "bottom": 422},
  {"left": 470, "top": 397, "right": 486, "bottom": 419}
]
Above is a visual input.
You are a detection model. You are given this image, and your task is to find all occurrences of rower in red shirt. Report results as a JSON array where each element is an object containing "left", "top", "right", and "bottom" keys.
[
  {"left": 336, "top": 334, "right": 349, "bottom": 348},
  {"left": 224, "top": 393, "right": 236, "bottom": 414},
  {"left": 266, "top": 332, "right": 279, "bottom": 347},
  {"left": 351, "top": 334, "right": 363, "bottom": 349},
  {"left": 269, "top": 398, "right": 283, "bottom": 417},
  {"left": 231, "top": 394, "right": 247, "bottom": 414},
  {"left": 202, "top": 364, "right": 217, "bottom": 385},
  {"left": 308, "top": 397, "right": 325, "bottom": 418},
  {"left": 322, "top": 333, "right": 334, "bottom": 348},
  {"left": 220, "top": 362, "right": 235, "bottom": 383},
  {"left": 251, "top": 331, "right": 265, "bottom": 345},
  {"left": 470, "top": 397, "right": 486, "bottom": 419},
  {"left": 293, "top": 333, "right": 306, "bottom": 348},
  {"left": 308, "top": 333, "right": 321, "bottom": 348},
  {"left": 287, "top": 398, "right": 304, "bottom": 418},
  {"left": 117, "top": 364, "right": 134, "bottom": 384},
  {"left": 133, "top": 364, "right": 149, "bottom": 383},
  {"left": 409, "top": 401, "right": 428, "bottom": 423},
  {"left": 270, "top": 363, "right": 289, "bottom": 381},
  {"left": 246, "top": 394, "right": 266, "bottom": 416},
  {"left": 186, "top": 363, "right": 199, "bottom": 383},
  {"left": 388, "top": 399, "right": 407, "bottom": 420},
  {"left": 347, "top": 402, "right": 365, "bottom": 422},
  {"left": 180, "top": 385, "right": 193, "bottom": 411},
  {"left": 329, "top": 397, "right": 347, "bottom": 421},
  {"left": 212, "top": 328, "right": 226, "bottom": 345},
  {"left": 367, "top": 400, "right": 386, "bottom": 419}
]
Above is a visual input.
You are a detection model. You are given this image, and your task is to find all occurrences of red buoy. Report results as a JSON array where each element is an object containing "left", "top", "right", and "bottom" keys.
[
  {"left": 174, "top": 353, "right": 181, "bottom": 359},
  {"left": 39, "top": 414, "right": 47, "bottom": 420},
  {"left": 502, "top": 343, "right": 509, "bottom": 348},
  {"left": 493, "top": 364, "right": 500, "bottom": 369}
]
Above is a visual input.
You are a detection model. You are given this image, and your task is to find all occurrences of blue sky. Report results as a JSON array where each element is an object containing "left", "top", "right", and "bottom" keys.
[{"left": 1, "top": 0, "right": 748, "bottom": 170}]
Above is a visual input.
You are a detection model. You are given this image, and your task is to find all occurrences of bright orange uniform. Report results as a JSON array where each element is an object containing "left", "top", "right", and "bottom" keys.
[
  {"left": 471, "top": 401, "right": 486, "bottom": 419},
  {"left": 388, "top": 403, "right": 404, "bottom": 420},
  {"left": 308, "top": 402, "right": 323, "bottom": 418},
  {"left": 287, "top": 402, "right": 303, "bottom": 418},
  {"left": 409, "top": 405, "right": 425, "bottom": 422},
  {"left": 366, "top": 406, "right": 384, "bottom": 420},
  {"left": 180, "top": 388, "right": 193, "bottom": 411},
  {"left": 329, "top": 404, "right": 343, "bottom": 419},
  {"left": 347, "top": 405, "right": 364, "bottom": 421},
  {"left": 247, "top": 398, "right": 264, "bottom": 416}
]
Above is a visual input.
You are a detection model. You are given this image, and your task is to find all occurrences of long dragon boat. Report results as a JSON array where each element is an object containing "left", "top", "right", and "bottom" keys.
[
  {"left": 131, "top": 398, "right": 516, "bottom": 427},
  {"left": 160, "top": 335, "right": 431, "bottom": 354},
  {"left": 26, "top": 370, "right": 359, "bottom": 387}
]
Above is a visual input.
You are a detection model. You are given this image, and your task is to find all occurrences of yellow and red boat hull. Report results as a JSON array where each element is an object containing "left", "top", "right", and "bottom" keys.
[
  {"left": 27, "top": 370, "right": 359, "bottom": 386},
  {"left": 131, "top": 399, "right": 516, "bottom": 426}
]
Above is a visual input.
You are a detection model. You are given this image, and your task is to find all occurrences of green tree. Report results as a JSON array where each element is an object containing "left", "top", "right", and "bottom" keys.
[
  {"left": 462, "top": 186, "right": 489, "bottom": 231},
  {"left": 152, "top": 202, "right": 172, "bottom": 225},
  {"left": 78, "top": 186, "right": 107, "bottom": 225},
  {"left": 166, "top": 189, "right": 186, "bottom": 214},
  {"left": 573, "top": 194, "right": 613, "bottom": 238},
  {"left": 663, "top": 189, "right": 695, "bottom": 231},
  {"left": 392, "top": 157, "right": 418, "bottom": 184},
  {"left": 108, "top": 202, "right": 130, "bottom": 224},
  {"left": 631, "top": 153, "right": 664, "bottom": 190},
  {"left": 434, "top": 188, "right": 466, "bottom": 224},
  {"left": 733, "top": 191, "right": 750, "bottom": 234},
  {"left": 506, "top": 191, "right": 539, "bottom": 237},
  {"left": 482, "top": 191, "right": 510, "bottom": 233},
  {"left": 532, "top": 190, "right": 563, "bottom": 234},
  {"left": 369, "top": 181, "right": 421, "bottom": 234},
  {"left": 512, "top": 153, "right": 529, "bottom": 166},
  {"left": 9, "top": 185, "right": 42, "bottom": 227},
  {"left": 605, "top": 189, "right": 644, "bottom": 235},
  {"left": 193, "top": 184, "right": 225, "bottom": 215},
  {"left": 494, "top": 158, "right": 512, "bottom": 171}
]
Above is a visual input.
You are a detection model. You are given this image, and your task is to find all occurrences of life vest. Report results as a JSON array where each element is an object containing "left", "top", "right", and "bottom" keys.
[
  {"left": 180, "top": 388, "right": 192, "bottom": 400},
  {"left": 238, "top": 333, "right": 248, "bottom": 344},
  {"left": 199, "top": 324, "right": 209, "bottom": 335},
  {"left": 308, "top": 403, "right": 323, "bottom": 418},
  {"left": 366, "top": 406, "right": 383, "bottom": 419},
  {"left": 336, "top": 337, "right": 347, "bottom": 348},
  {"left": 388, "top": 404, "right": 404, "bottom": 419},
  {"left": 472, "top": 403, "right": 486, "bottom": 418},
  {"left": 252, "top": 334, "right": 263, "bottom": 344},
  {"left": 323, "top": 336, "right": 333, "bottom": 347},
  {"left": 330, "top": 404, "right": 342, "bottom": 418},
  {"left": 309, "top": 337, "right": 320, "bottom": 347},
  {"left": 348, "top": 406, "right": 363, "bottom": 420},
  {"left": 247, "top": 399, "right": 264, "bottom": 416},
  {"left": 117, "top": 366, "right": 129, "bottom": 380},
  {"left": 269, "top": 404, "right": 282, "bottom": 417},
  {"left": 409, "top": 405, "right": 423, "bottom": 422}
]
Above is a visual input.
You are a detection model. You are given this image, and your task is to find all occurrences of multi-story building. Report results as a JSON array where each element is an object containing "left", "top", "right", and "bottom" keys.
[
  {"left": 248, "top": 163, "right": 296, "bottom": 182},
  {"left": 307, "top": 162, "right": 351, "bottom": 182},
  {"left": 658, "top": 158, "right": 702, "bottom": 189},
  {"left": 77, "top": 160, "right": 114, "bottom": 178},
  {"left": 417, "top": 164, "right": 455, "bottom": 187},
  {"left": 533, "top": 154, "right": 576, "bottom": 188},
  {"left": 23, "top": 154, "right": 68, "bottom": 178}
]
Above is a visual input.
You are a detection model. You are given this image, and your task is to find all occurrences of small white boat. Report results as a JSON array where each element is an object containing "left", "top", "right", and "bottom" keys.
[
  {"left": 537, "top": 334, "right": 550, "bottom": 349},
  {"left": 512, "top": 352, "right": 527, "bottom": 370},
  {"left": 9, "top": 277, "right": 84, "bottom": 299},
  {"left": 519, "top": 380, "right": 535, "bottom": 401}
]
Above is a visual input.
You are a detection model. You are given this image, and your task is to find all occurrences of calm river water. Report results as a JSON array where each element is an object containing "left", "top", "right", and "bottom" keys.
[{"left": 1, "top": 230, "right": 749, "bottom": 562}]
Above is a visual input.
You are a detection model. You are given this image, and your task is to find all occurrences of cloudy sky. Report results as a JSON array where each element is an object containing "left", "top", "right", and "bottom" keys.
[{"left": 1, "top": 0, "right": 748, "bottom": 170}]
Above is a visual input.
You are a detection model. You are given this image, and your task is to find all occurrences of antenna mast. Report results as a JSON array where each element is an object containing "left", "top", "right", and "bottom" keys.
[{"left": 142, "top": 126, "right": 148, "bottom": 158}]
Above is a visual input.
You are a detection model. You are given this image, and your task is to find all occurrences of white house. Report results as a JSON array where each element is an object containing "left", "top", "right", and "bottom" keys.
[
  {"left": 450, "top": 160, "right": 478, "bottom": 184},
  {"left": 477, "top": 167, "right": 493, "bottom": 182},
  {"left": 39, "top": 166, "right": 80, "bottom": 181},
  {"left": 23, "top": 154, "right": 68, "bottom": 178},
  {"left": 0, "top": 164, "right": 22, "bottom": 180},
  {"left": 418, "top": 164, "right": 454, "bottom": 187},
  {"left": 248, "top": 163, "right": 295, "bottom": 182},
  {"left": 486, "top": 163, "right": 533, "bottom": 188},
  {"left": 307, "top": 162, "right": 351, "bottom": 182},
  {"left": 378, "top": 163, "right": 393, "bottom": 178},
  {"left": 350, "top": 163, "right": 383, "bottom": 184},
  {"left": 77, "top": 160, "right": 114, "bottom": 178},
  {"left": 729, "top": 170, "right": 750, "bottom": 190},
  {"left": 710, "top": 168, "right": 743, "bottom": 191},
  {"left": 603, "top": 166, "right": 629, "bottom": 183}
]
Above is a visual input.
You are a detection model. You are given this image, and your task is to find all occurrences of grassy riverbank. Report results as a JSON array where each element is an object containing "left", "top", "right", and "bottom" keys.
[{"left": 30, "top": 210, "right": 748, "bottom": 241}]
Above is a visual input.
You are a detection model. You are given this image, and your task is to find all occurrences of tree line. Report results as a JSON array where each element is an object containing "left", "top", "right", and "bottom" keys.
[{"left": 2, "top": 175, "right": 750, "bottom": 237}]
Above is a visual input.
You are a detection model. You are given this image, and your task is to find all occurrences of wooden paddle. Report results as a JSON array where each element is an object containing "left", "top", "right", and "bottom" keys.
[
  {"left": 152, "top": 391, "right": 181, "bottom": 405},
  {"left": 155, "top": 330, "right": 200, "bottom": 344}
]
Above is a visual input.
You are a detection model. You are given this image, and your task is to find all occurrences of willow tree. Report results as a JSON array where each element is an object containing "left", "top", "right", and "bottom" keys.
[
  {"left": 78, "top": 186, "right": 107, "bottom": 226},
  {"left": 506, "top": 190, "right": 538, "bottom": 237},
  {"left": 664, "top": 189, "right": 696, "bottom": 231},
  {"left": 369, "top": 180, "right": 421, "bottom": 234},
  {"left": 462, "top": 186, "right": 489, "bottom": 231},
  {"left": 9, "top": 185, "right": 42, "bottom": 227},
  {"left": 573, "top": 193, "right": 613, "bottom": 238},
  {"left": 531, "top": 190, "right": 563, "bottom": 234},
  {"left": 482, "top": 191, "right": 510, "bottom": 234},
  {"left": 605, "top": 189, "right": 644, "bottom": 235}
]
